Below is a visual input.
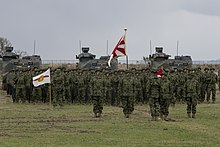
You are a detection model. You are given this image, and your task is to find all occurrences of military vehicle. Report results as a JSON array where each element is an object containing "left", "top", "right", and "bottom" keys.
[
  {"left": 148, "top": 47, "right": 192, "bottom": 69},
  {"left": 76, "top": 47, "right": 118, "bottom": 70},
  {"left": 1, "top": 46, "right": 42, "bottom": 89}
]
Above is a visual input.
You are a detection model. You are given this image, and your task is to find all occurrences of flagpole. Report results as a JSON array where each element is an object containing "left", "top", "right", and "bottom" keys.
[
  {"left": 49, "top": 84, "right": 52, "bottom": 106},
  {"left": 124, "top": 28, "right": 128, "bottom": 69}
]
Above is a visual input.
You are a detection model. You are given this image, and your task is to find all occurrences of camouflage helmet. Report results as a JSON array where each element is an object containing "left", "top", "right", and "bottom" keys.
[{"left": 204, "top": 67, "right": 209, "bottom": 71}]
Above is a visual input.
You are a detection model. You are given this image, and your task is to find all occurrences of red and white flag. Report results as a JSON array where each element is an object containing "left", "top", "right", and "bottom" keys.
[
  {"left": 33, "top": 68, "right": 51, "bottom": 87},
  {"left": 108, "top": 33, "right": 126, "bottom": 67}
]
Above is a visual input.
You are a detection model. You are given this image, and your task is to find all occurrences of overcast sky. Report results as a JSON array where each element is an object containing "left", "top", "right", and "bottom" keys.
[{"left": 1, "top": 0, "right": 220, "bottom": 61}]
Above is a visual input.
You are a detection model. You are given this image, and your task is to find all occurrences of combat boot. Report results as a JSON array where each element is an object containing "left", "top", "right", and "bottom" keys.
[
  {"left": 187, "top": 113, "right": 191, "bottom": 118},
  {"left": 94, "top": 113, "right": 98, "bottom": 118},
  {"left": 97, "top": 112, "right": 101, "bottom": 118},
  {"left": 164, "top": 115, "right": 168, "bottom": 121},
  {"left": 192, "top": 114, "right": 196, "bottom": 118}
]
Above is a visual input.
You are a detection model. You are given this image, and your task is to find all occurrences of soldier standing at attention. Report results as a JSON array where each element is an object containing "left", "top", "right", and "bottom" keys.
[
  {"left": 103, "top": 71, "right": 111, "bottom": 105},
  {"left": 134, "top": 70, "right": 143, "bottom": 104},
  {"left": 71, "top": 69, "right": 78, "bottom": 103},
  {"left": 111, "top": 71, "right": 120, "bottom": 106},
  {"left": 15, "top": 69, "right": 26, "bottom": 103},
  {"left": 6, "top": 70, "right": 14, "bottom": 96},
  {"left": 77, "top": 70, "right": 85, "bottom": 104},
  {"left": 10, "top": 69, "right": 17, "bottom": 102},
  {"left": 176, "top": 69, "right": 187, "bottom": 103},
  {"left": 184, "top": 69, "right": 199, "bottom": 118},
  {"left": 206, "top": 68, "right": 218, "bottom": 103},
  {"left": 160, "top": 72, "right": 173, "bottom": 120},
  {"left": 195, "top": 67, "right": 205, "bottom": 103},
  {"left": 91, "top": 70, "right": 104, "bottom": 117},
  {"left": 203, "top": 68, "right": 210, "bottom": 103},
  {"left": 120, "top": 70, "right": 135, "bottom": 118},
  {"left": 52, "top": 68, "right": 65, "bottom": 107},
  {"left": 84, "top": 70, "right": 92, "bottom": 103},
  {"left": 149, "top": 70, "right": 161, "bottom": 121},
  {"left": 32, "top": 69, "right": 43, "bottom": 103},
  {"left": 24, "top": 68, "right": 32, "bottom": 103}
]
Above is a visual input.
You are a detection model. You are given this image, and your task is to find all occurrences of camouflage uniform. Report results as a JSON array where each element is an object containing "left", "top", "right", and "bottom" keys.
[
  {"left": 71, "top": 70, "right": 78, "bottom": 103},
  {"left": 149, "top": 75, "right": 161, "bottom": 121},
  {"left": 184, "top": 73, "right": 199, "bottom": 118},
  {"left": 120, "top": 71, "right": 135, "bottom": 118},
  {"left": 218, "top": 69, "right": 220, "bottom": 92},
  {"left": 41, "top": 84, "right": 49, "bottom": 103},
  {"left": 168, "top": 69, "right": 177, "bottom": 106},
  {"left": 176, "top": 70, "right": 187, "bottom": 103},
  {"left": 206, "top": 68, "right": 218, "bottom": 103},
  {"left": 84, "top": 71, "right": 92, "bottom": 103},
  {"left": 203, "top": 68, "right": 210, "bottom": 102},
  {"left": 110, "top": 71, "right": 120, "bottom": 106},
  {"left": 64, "top": 70, "right": 72, "bottom": 103},
  {"left": 103, "top": 71, "right": 111, "bottom": 105},
  {"left": 77, "top": 71, "right": 86, "bottom": 104},
  {"left": 15, "top": 70, "right": 26, "bottom": 103},
  {"left": 52, "top": 68, "right": 65, "bottom": 107},
  {"left": 160, "top": 74, "right": 173, "bottom": 120},
  {"left": 196, "top": 68, "right": 205, "bottom": 103},
  {"left": 8, "top": 70, "right": 17, "bottom": 102},
  {"left": 32, "top": 70, "right": 43, "bottom": 103},
  {"left": 134, "top": 72, "right": 143, "bottom": 104},
  {"left": 91, "top": 70, "right": 104, "bottom": 117},
  {"left": 24, "top": 69, "right": 32, "bottom": 103},
  {"left": 6, "top": 70, "right": 14, "bottom": 96}
]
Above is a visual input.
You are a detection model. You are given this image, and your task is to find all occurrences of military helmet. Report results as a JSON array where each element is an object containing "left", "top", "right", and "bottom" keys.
[
  {"left": 204, "top": 67, "right": 209, "bottom": 71},
  {"left": 210, "top": 67, "right": 215, "bottom": 71}
]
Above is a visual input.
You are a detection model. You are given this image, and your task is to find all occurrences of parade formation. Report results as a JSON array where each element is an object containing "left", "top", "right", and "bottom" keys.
[
  {"left": 1, "top": 30, "right": 219, "bottom": 121},
  {"left": 1, "top": 30, "right": 219, "bottom": 122},
  {"left": 4, "top": 66, "right": 218, "bottom": 120}
]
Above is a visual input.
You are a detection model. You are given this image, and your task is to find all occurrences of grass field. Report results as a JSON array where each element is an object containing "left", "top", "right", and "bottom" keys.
[{"left": 0, "top": 96, "right": 220, "bottom": 147}]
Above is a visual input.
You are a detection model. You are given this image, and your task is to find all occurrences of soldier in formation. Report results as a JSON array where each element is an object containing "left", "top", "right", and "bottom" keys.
[
  {"left": 148, "top": 71, "right": 162, "bottom": 121},
  {"left": 184, "top": 69, "right": 199, "bottom": 118},
  {"left": 91, "top": 70, "right": 104, "bottom": 117},
  {"left": 4, "top": 66, "right": 219, "bottom": 119},
  {"left": 120, "top": 70, "right": 135, "bottom": 118}
]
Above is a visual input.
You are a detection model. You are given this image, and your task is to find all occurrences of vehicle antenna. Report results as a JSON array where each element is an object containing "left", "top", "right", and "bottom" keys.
[
  {"left": 177, "top": 40, "right": 179, "bottom": 56},
  {"left": 79, "top": 40, "right": 82, "bottom": 53},
  {"left": 106, "top": 40, "right": 109, "bottom": 56},
  {"left": 34, "top": 40, "right": 36, "bottom": 55}
]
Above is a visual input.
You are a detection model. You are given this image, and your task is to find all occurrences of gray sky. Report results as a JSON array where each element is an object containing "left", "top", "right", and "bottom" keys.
[{"left": 1, "top": 0, "right": 220, "bottom": 60}]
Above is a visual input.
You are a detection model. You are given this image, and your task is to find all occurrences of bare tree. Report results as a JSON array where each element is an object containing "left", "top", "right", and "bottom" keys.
[{"left": 0, "top": 37, "right": 12, "bottom": 54}]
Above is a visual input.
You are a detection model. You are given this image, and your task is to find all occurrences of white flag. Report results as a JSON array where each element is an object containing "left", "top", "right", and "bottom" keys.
[{"left": 33, "top": 68, "right": 51, "bottom": 87}]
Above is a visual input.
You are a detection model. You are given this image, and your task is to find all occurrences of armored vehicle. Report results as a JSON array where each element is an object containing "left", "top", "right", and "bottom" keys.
[
  {"left": 149, "top": 47, "right": 192, "bottom": 69},
  {"left": 76, "top": 47, "right": 118, "bottom": 70},
  {"left": 1, "top": 46, "right": 42, "bottom": 89}
]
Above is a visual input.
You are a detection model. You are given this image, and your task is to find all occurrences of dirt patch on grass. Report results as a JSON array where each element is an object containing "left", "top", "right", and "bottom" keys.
[{"left": 0, "top": 116, "right": 102, "bottom": 124}]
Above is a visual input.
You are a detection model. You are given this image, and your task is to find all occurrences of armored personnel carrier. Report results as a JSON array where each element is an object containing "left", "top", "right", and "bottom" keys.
[
  {"left": 1, "top": 46, "right": 42, "bottom": 89},
  {"left": 149, "top": 47, "right": 192, "bottom": 69},
  {"left": 76, "top": 47, "right": 118, "bottom": 70}
]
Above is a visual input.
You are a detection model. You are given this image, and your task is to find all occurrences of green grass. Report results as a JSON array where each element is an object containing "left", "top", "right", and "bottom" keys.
[{"left": 0, "top": 100, "right": 219, "bottom": 147}]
